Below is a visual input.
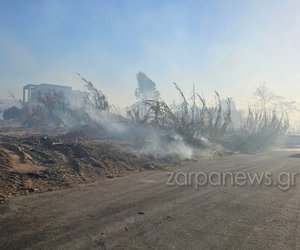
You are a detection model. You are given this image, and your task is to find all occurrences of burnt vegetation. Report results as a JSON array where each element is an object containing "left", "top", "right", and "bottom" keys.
[{"left": 2, "top": 72, "right": 289, "bottom": 155}]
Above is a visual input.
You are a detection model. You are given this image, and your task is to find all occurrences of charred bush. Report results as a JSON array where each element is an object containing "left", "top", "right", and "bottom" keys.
[
  {"left": 3, "top": 106, "right": 22, "bottom": 121},
  {"left": 127, "top": 82, "right": 232, "bottom": 146},
  {"left": 223, "top": 107, "right": 289, "bottom": 153},
  {"left": 77, "top": 73, "right": 109, "bottom": 111}
]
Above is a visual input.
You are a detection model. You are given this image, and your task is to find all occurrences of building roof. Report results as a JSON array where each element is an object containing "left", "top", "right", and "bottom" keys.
[{"left": 24, "top": 83, "right": 72, "bottom": 90}]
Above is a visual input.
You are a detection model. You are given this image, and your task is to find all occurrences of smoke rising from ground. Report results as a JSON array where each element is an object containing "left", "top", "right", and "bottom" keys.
[
  {"left": 80, "top": 110, "right": 194, "bottom": 160},
  {"left": 4, "top": 72, "right": 289, "bottom": 160}
]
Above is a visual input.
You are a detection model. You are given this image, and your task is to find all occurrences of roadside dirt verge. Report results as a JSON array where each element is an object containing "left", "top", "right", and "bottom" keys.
[{"left": 0, "top": 134, "right": 160, "bottom": 203}]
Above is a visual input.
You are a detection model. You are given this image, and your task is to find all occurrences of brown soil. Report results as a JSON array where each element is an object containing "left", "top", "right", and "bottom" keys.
[{"left": 0, "top": 133, "right": 160, "bottom": 204}]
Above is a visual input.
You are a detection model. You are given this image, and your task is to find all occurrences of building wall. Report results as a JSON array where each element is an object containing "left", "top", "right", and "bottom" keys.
[{"left": 24, "top": 84, "right": 88, "bottom": 107}]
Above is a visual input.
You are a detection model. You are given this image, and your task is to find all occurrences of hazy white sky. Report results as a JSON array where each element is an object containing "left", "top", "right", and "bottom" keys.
[{"left": 1, "top": 0, "right": 300, "bottom": 110}]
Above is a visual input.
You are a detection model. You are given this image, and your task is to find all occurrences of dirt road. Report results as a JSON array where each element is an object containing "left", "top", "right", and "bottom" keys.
[{"left": 1, "top": 150, "right": 300, "bottom": 249}]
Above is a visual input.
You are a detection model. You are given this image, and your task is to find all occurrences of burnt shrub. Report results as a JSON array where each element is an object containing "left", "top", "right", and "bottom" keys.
[{"left": 3, "top": 106, "right": 22, "bottom": 121}]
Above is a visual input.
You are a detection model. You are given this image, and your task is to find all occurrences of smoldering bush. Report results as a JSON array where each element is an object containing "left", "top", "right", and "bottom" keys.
[
  {"left": 223, "top": 107, "right": 289, "bottom": 153},
  {"left": 127, "top": 83, "right": 232, "bottom": 146},
  {"left": 127, "top": 77, "right": 290, "bottom": 154}
]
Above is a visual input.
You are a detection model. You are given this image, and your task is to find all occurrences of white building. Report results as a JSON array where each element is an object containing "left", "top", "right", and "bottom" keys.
[{"left": 23, "top": 83, "right": 89, "bottom": 108}]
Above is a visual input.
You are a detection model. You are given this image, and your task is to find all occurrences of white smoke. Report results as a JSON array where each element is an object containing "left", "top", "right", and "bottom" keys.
[
  {"left": 75, "top": 109, "right": 194, "bottom": 160},
  {"left": 140, "top": 131, "right": 193, "bottom": 160}
]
